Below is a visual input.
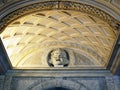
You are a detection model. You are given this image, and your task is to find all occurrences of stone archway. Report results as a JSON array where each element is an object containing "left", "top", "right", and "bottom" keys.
[{"left": 26, "top": 79, "right": 89, "bottom": 90}]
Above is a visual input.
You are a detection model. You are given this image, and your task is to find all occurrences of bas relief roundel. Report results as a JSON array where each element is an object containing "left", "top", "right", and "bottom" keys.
[{"left": 48, "top": 48, "right": 69, "bottom": 67}]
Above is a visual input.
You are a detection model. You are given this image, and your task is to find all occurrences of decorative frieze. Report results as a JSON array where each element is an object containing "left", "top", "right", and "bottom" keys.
[{"left": 0, "top": 1, "right": 119, "bottom": 33}]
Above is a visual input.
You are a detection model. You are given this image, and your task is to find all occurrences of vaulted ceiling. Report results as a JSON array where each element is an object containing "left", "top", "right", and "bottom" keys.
[
  {"left": 0, "top": 0, "right": 119, "bottom": 72},
  {"left": 0, "top": 10, "right": 118, "bottom": 69}
]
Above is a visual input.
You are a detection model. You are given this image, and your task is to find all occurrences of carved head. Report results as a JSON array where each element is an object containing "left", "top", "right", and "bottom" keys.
[{"left": 48, "top": 48, "right": 69, "bottom": 67}]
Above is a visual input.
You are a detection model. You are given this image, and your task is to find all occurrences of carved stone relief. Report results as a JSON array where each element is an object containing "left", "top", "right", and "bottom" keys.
[
  {"left": 41, "top": 42, "right": 106, "bottom": 65},
  {"left": 10, "top": 77, "right": 107, "bottom": 90},
  {"left": 0, "top": 1, "right": 119, "bottom": 33},
  {"left": 48, "top": 48, "right": 69, "bottom": 67}
]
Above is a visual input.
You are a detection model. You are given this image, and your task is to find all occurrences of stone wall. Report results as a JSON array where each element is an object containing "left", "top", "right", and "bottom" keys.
[
  {"left": 0, "top": 76, "right": 4, "bottom": 90},
  {"left": 1, "top": 75, "right": 120, "bottom": 90}
]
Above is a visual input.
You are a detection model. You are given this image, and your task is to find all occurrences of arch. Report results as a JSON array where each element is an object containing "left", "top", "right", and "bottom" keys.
[
  {"left": 0, "top": 0, "right": 119, "bottom": 33},
  {"left": 0, "top": 0, "right": 119, "bottom": 69},
  {"left": 26, "top": 79, "right": 89, "bottom": 90}
]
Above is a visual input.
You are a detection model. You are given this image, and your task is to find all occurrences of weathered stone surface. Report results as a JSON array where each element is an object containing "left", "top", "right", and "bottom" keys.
[
  {"left": 113, "top": 76, "right": 120, "bottom": 90},
  {"left": 1, "top": 74, "right": 120, "bottom": 90},
  {"left": 105, "top": 76, "right": 116, "bottom": 90},
  {"left": 0, "top": 76, "right": 4, "bottom": 90},
  {"left": 10, "top": 77, "right": 107, "bottom": 90},
  {"left": 3, "top": 75, "right": 12, "bottom": 90}
]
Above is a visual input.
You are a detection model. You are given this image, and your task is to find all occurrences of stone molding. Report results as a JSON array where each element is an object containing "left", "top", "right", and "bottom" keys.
[
  {"left": 0, "top": 1, "right": 120, "bottom": 33},
  {"left": 6, "top": 70, "right": 112, "bottom": 77}
]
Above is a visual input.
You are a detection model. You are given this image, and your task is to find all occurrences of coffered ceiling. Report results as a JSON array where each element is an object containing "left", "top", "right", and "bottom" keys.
[{"left": 0, "top": 10, "right": 118, "bottom": 69}]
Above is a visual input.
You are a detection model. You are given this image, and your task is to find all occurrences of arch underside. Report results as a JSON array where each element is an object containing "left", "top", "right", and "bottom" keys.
[
  {"left": 26, "top": 79, "right": 88, "bottom": 90},
  {"left": 0, "top": 1, "right": 119, "bottom": 69}
]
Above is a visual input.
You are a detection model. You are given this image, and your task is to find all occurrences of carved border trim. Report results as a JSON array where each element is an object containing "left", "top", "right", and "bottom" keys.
[{"left": 0, "top": 1, "right": 120, "bottom": 33}]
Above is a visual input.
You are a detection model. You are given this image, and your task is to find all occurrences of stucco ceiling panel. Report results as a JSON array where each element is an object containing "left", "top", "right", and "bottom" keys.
[{"left": 0, "top": 10, "right": 118, "bottom": 69}]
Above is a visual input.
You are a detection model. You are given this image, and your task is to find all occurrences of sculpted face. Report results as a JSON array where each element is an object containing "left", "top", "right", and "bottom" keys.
[{"left": 50, "top": 49, "right": 69, "bottom": 67}]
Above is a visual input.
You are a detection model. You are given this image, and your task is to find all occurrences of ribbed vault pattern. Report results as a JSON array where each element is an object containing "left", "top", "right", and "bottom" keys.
[{"left": 0, "top": 10, "right": 118, "bottom": 69}]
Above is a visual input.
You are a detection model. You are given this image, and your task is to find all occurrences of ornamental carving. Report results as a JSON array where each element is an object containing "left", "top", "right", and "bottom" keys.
[
  {"left": 41, "top": 42, "right": 106, "bottom": 65},
  {"left": 48, "top": 48, "right": 69, "bottom": 67},
  {"left": 0, "top": 1, "right": 120, "bottom": 33}
]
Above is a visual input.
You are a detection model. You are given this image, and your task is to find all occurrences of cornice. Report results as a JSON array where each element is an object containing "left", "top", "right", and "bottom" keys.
[{"left": 6, "top": 69, "right": 112, "bottom": 77}]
